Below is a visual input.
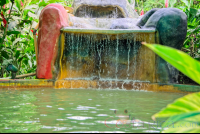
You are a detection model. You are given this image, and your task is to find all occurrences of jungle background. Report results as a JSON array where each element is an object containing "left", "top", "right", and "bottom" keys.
[{"left": 0, "top": 0, "right": 199, "bottom": 84}]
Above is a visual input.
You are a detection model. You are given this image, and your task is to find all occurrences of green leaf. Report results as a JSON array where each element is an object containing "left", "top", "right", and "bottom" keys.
[
  {"left": 188, "top": 25, "right": 196, "bottom": 29},
  {"left": 162, "top": 112, "right": 200, "bottom": 128},
  {"left": 151, "top": 91, "right": 200, "bottom": 133},
  {"left": 169, "top": 0, "right": 176, "bottom": 7},
  {"left": 0, "top": 0, "right": 7, "bottom": 6},
  {"left": 24, "top": 4, "right": 38, "bottom": 10},
  {"left": 23, "top": 59, "right": 28, "bottom": 65},
  {"left": 180, "top": 0, "right": 189, "bottom": 7},
  {"left": 15, "top": 50, "right": 20, "bottom": 59},
  {"left": 38, "top": 1, "right": 48, "bottom": 7},
  {"left": 12, "top": 38, "right": 22, "bottom": 45},
  {"left": 8, "top": 21, "right": 19, "bottom": 30},
  {"left": 152, "top": 92, "right": 200, "bottom": 119},
  {"left": 18, "top": 56, "right": 24, "bottom": 62},
  {"left": 162, "top": 115, "right": 200, "bottom": 133},
  {"left": 143, "top": 43, "right": 200, "bottom": 85},
  {"left": 1, "top": 50, "right": 9, "bottom": 59},
  {"left": 2, "top": 59, "right": 13, "bottom": 66},
  {"left": 28, "top": 59, "right": 32, "bottom": 68},
  {"left": 7, "top": 31, "right": 20, "bottom": 35},
  {"left": 67, "top": 4, "right": 72, "bottom": 7},
  {"left": 15, "top": 0, "right": 21, "bottom": 11},
  {"left": 190, "top": 8, "right": 198, "bottom": 17},
  {"left": 163, "top": 125, "right": 200, "bottom": 133},
  {"left": 28, "top": 12, "right": 38, "bottom": 19}
]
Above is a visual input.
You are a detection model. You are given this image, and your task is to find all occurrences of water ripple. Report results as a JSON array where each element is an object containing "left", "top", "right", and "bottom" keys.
[{"left": 67, "top": 116, "right": 93, "bottom": 120}]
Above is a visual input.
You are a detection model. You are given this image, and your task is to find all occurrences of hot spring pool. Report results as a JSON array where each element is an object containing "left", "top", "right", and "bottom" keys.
[{"left": 0, "top": 88, "right": 186, "bottom": 133}]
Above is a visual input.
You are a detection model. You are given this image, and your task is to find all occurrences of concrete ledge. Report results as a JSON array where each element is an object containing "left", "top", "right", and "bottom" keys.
[
  {"left": 61, "top": 28, "right": 156, "bottom": 34},
  {"left": 0, "top": 79, "right": 199, "bottom": 93},
  {"left": 0, "top": 79, "right": 54, "bottom": 89}
]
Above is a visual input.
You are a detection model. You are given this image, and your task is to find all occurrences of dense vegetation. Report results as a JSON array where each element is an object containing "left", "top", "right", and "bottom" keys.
[
  {"left": 0, "top": 0, "right": 199, "bottom": 82},
  {"left": 0, "top": 0, "right": 72, "bottom": 79}
]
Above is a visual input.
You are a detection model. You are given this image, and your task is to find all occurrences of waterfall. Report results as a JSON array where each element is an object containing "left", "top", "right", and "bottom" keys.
[{"left": 62, "top": 32, "right": 144, "bottom": 89}]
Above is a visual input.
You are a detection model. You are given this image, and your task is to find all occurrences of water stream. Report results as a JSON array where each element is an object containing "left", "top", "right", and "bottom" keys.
[{"left": 63, "top": 33, "right": 142, "bottom": 83}]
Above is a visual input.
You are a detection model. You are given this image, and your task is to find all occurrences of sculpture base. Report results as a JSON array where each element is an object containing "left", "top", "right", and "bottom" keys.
[{"left": 0, "top": 79, "right": 199, "bottom": 93}]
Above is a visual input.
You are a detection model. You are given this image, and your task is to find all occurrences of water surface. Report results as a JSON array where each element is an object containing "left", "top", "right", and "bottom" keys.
[{"left": 0, "top": 88, "right": 186, "bottom": 133}]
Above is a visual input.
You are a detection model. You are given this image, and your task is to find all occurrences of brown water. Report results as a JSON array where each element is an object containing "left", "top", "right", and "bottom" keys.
[{"left": 0, "top": 88, "right": 186, "bottom": 133}]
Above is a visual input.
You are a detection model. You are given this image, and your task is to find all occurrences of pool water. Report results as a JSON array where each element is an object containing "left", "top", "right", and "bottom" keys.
[{"left": 0, "top": 88, "right": 186, "bottom": 133}]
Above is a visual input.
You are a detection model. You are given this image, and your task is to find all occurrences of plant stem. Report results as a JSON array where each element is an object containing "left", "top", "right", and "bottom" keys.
[
  {"left": 0, "top": 5, "right": 3, "bottom": 45},
  {"left": 0, "top": 5, "right": 4, "bottom": 78},
  {"left": 0, "top": 5, "right": 2, "bottom": 14}
]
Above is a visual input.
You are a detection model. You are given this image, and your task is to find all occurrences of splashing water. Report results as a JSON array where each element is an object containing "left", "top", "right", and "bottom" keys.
[{"left": 62, "top": 32, "right": 144, "bottom": 89}]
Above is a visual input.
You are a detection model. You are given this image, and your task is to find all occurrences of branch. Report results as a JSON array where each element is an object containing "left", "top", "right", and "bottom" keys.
[{"left": 0, "top": 5, "right": 2, "bottom": 14}]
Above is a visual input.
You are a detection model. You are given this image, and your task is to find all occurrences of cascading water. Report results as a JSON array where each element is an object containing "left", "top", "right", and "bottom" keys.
[
  {"left": 53, "top": 1, "right": 163, "bottom": 89},
  {"left": 61, "top": 32, "right": 146, "bottom": 89}
]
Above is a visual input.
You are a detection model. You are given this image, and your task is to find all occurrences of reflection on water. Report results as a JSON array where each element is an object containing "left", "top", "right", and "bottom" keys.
[
  {"left": 0, "top": 90, "right": 42, "bottom": 133},
  {"left": 0, "top": 88, "right": 186, "bottom": 133}
]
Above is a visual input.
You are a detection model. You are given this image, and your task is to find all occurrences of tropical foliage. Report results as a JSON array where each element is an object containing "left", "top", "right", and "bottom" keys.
[
  {"left": 0, "top": 0, "right": 73, "bottom": 79},
  {"left": 153, "top": 92, "right": 200, "bottom": 133},
  {"left": 144, "top": 43, "right": 200, "bottom": 133},
  {"left": 144, "top": 43, "right": 200, "bottom": 84}
]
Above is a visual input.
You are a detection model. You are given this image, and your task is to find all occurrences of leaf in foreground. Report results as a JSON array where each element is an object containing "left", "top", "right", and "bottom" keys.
[
  {"left": 151, "top": 92, "right": 200, "bottom": 133},
  {"left": 143, "top": 43, "right": 200, "bottom": 85},
  {"left": 152, "top": 92, "right": 200, "bottom": 119}
]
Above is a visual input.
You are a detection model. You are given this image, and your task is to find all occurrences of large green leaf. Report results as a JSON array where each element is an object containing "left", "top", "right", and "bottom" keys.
[
  {"left": 143, "top": 43, "right": 200, "bottom": 85},
  {"left": 162, "top": 115, "right": 200, "bottom": 133},
  {"left": 152, "top": 92, "right": 200, "bottom": 133},
  {"left": 7, "top": 31, "right": 21, "bottom": 35},
  {"left": 14, "top": 0, "right": 21, "bottom": 11},
  {"left": 163, "top": 124, "right": 200, "bottom": 133},
  {"left": 162, "top": 112, "right": 200, "bottom": 128},
  {"left": 152, "top": 92, "right": 200, "bottom": 119}
]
